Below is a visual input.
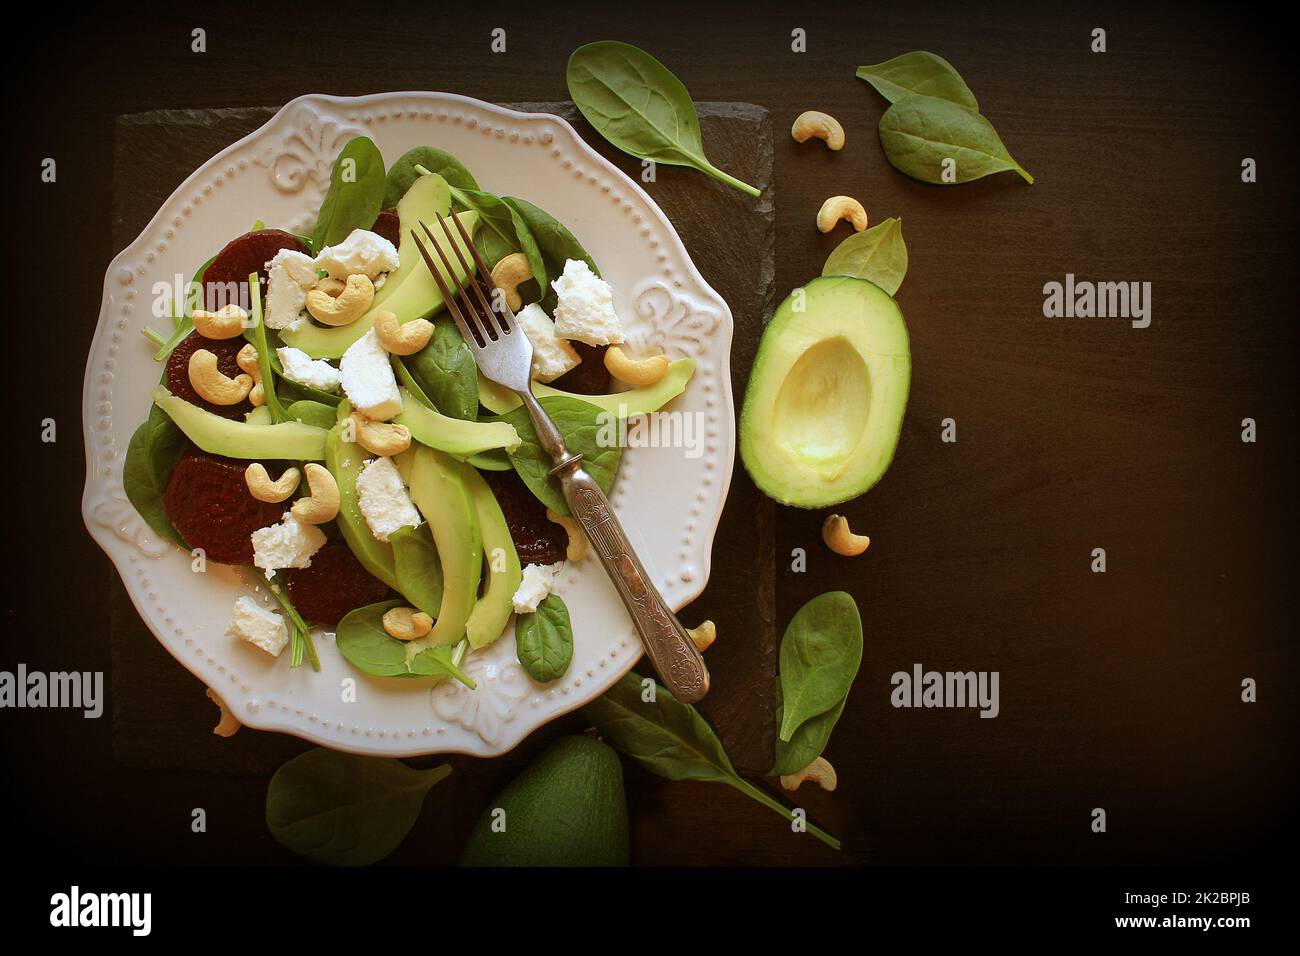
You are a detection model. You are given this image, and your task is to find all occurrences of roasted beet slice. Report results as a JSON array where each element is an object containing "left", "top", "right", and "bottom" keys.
[
  {"left": 551, "top": 341, "right": 612, "bottom": 395},
  {"left": 162, "top": 452, "right": 288, "bottom": 565},
  {"left": 203, "top": 229, "right": 307, "bottom": 310},
  {"left": 164, "top": 331, "right": 255, "bottom": 420},
  {"left": 483, "top": 469, "right": 568, "bottom": 565},
  {"left": 286, "top": 540, "right": 390, "bottom": 627},
  {"left": 370, "top": 209, "right": 401, "bottom": 248}
]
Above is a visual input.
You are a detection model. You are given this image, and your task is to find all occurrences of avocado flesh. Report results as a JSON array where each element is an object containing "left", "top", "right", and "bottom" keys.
[
  {"left": 152, "top": 386, "right": 327, "bottom": 460},
  {"left": 739, "top": 276, "right": 910, "bottom": 508},
  {"left": 393, "top": 388, "right": 521, "bottom": 458},
  {"left": 280, "top": 177, "right": 478, "bottom": 358},
  {"left": 403, "top": 446, "right": 482, "bottom": 651},
  {"left": 325, "top": 400, "right": 399, "bottom": 591},
  {"left": 462, "top": 467, "right": 522, "bottom": 650},
  {"left": 477, "top": 358, "right": 696, "bottom": 415},
  {"left": 371, "top": 173, "right": 450, "bottom": 310}
]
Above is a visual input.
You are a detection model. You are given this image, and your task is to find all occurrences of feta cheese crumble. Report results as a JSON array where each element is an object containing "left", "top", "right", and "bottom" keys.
[
  {"left": 251, "top": 513, "right": 326, "bottom": 575},
  {"left": 552, "top": 259, "right": 624, "bottom": 346},
  {"left": 226, "top": 596, "right": 289, "bottom": 657},
  {"left": 264, "top": 250, "right": 318, "bottom": 331},
  {"left": 355, "top": 456, "right": 421, "bottom": 542},
  {"left": 314, "top": 229, "right": 400, "bottom": 282},
  {"left": 516, "top": 303, "right": 580, "bottom": 382},
  {"left": 276, "top": 346, "right": 342, "bottom": 393},
  {"left": 340, "top": 328, "right": 402, "bottom": 420},
  {"left": 512, "top": 562, "right": 556, "bottom": 614}
]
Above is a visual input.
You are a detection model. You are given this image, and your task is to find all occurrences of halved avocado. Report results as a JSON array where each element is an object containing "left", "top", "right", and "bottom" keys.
[
  {"left": 152, "top": 386, "right": 327, "bottom": 460},
  {"left": 393, "top": 387, "right": 521, "bottom": 458},
  {"left": 280, "top": 177, "right": 478, "bottom": 358},
  {"left": 477, "top": 358, "right": 696, "bottom": 415},
  {"left": 403, "top": 446, "right": 482, "bottom": 651},
  {"left": 739, "top": 276, "right": 910, "bottom": 508},
  {"left": 463, "top": 467, "right": 522, "bottom": 650},
  {"left": 324, "top": 400, "right": 399, "bottom": 591}
]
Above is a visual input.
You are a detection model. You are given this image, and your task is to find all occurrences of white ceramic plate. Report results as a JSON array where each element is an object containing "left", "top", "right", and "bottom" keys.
[{"left": 83, "top": 92, "right": 735, "bottom": 757}]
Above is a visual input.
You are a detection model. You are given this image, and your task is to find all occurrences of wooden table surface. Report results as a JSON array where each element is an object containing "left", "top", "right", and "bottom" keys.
[{"left": 4, "top": 2, "right": 1295, "bottom": 866}]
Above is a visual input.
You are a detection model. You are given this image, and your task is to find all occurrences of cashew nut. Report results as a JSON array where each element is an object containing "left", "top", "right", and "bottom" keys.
[
  {"left": 305, "top": 274, "right": 374, "bottom": 326},
  {"left": 290, "top": 463, "right": 340, "bottom": 524},
  {"left": 349, "top": 412, "right": 412, "bottom": 457},
  {"left": 545, "top": 509, "right": 589, "bottom": 561},
  {"left": 236, "top": 343, "right": 265, "bottom": 407},
  {"left": 191, "top": 304, "right": 248, "bottom": 339},
  {"left": 791, "top": 110, "right": 845, "bottom": 150},
  {"left": 604, "top": 346, "right": 669, "bottom": 387},
  {"left": 205, "top": 687, "right": 241, "bottom": 738},
  {"left": 687, "top": 620, "right": 716, "bottom": 653},
  {"left": 490, "top": 252, "right": 532, "bottom": 311},
  {"left": 382, "top": 606, "right": 433, "bottom": 641},
  {"left": 780, "top": 756, "right": 838, "bottom": 792},
  {"left": 816, "top": 196, "right": 869, "bottom": 234},
  {"left": 822, "top": 514, "right": 870, "bottom": 556},
  {"left": 374, "top": 310, "right": 433, "bottom": 356},
  {"left": 244, "top": 463, "right": 301, "bottom": 503},
  {"left": 313, "top": 276, "right": 348, "bottom": 297},
  {"left": 188, "top": 349, "right": 253, "bottom": 405}
]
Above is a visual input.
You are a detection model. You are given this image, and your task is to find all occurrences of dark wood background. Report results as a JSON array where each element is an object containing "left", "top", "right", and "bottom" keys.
[{"left": 3, "top": 2, "right": 1295, "bottom": 867}]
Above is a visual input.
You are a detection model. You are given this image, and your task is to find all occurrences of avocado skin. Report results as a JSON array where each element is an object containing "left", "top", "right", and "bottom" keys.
[{"left": 459, "top": 736, "right": 630, "bottom": 867}]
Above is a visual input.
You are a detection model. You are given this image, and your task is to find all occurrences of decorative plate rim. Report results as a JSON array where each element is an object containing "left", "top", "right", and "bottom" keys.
[{"left": 82, "top": 91, "right": 736, "bottom": 757}]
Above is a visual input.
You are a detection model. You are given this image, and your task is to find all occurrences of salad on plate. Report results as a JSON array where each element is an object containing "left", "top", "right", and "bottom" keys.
[{"left": 124, "top": 136, "right": 695, "bottom": 688}]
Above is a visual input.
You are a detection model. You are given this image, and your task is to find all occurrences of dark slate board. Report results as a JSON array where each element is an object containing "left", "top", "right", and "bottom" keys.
[{"left": 109, "top": 102, "right": 776, "bottom": 776}]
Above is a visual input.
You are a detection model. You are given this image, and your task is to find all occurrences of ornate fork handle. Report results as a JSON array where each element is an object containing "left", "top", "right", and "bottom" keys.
[{"left": 519, "top": 393, "right": 710, "bottom": 703}]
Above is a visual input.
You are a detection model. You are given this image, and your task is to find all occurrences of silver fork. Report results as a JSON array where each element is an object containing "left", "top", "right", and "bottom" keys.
[{"left": 411, "top": 212, "right": 710, "bottom": 703}]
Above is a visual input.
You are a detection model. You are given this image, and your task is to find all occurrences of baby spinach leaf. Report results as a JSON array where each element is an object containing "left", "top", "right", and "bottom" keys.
[
  {"left": 122, "top": 404, "right": 190, "bottom": 550},
  {"left": 878, "top": 93, "right": 1033, "bottom": 185},
  {"left": 498, "top": 396, "right": 622, "bottom": 515},
  {"left": 403, "top": 319, "right": 479, "bottom": 421},
  {"left": 336, "top": 600, "right": 411, "bottom": 676},
  {"left": 822, "top": 217, "right": 909, "bottom": 295},
  {"left": 516, "top": 594, "right": 573, "bottom": 682},
  {"left": 336, "top": 600, "right": 472, "bottom": 685},
  {"left": 266, "top": 747, "right": 451, "bottom": 866},
  {"left": 385, "top": 146, "right": 479, "bottom": 206},
  {"left": 311, "top": 136, "right": 386, "bottom": 251},
  {"left": 567, "top": 40, "right": 760, "bottom": 197},
  {"left": 772, "top": 681, "right": 848, "bottom": 777},
  {"left": 777, "top": 591, "right": 862, "bottom": 743},
  {"left": 584, "top": 672, "right": 840, "bottom": 850},
  {"left": 502, "top": 195, "right": 601, "bottom": 298},
  {"left": 856, "top": 51, "right": 979, "bottom": 111},
  {"left": 285, "top": 399, "right": 337, "bottom": 430},
  {"left": 390, "top": 523, "right": 443, "bottom": 618},
  {"left": 448, "top": 186, "right": 547, "bottom": 293}
]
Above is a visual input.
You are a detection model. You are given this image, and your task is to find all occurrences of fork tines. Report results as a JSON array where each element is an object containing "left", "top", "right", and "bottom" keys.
[{"left": 410, "top": 212, "right": 512, "bottom": 350}]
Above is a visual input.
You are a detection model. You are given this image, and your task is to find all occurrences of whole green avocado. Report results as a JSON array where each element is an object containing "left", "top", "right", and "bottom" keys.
[{"left": 459, "top": 736, "right": 630, "bottom": 867}]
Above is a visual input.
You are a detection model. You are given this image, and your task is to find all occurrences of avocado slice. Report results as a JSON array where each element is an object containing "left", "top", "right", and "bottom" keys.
[
  {"left": 325, "top": 400, "right": 399, "bottom": 591},
  {"left": 476, "top": 358, "right": 696, "bottom": 415},
  {"left": 152, "top": 386, "right": 327, "bottom": 460},
  {"left": 459, "top": 736, "right": 630, "bottom": 866},
  {"left": 393, "top": 387, "right": 521, "bottom": 458},
  {"left": 280, "top": 177, "right": 478, "bottom": 358},
  {"left": 463, "top": 467, "right": 522, "bottom": 650},
  {"left": 371, "top": 173, "right": 450, "bottom": 310},
  {"left": 403, "top": 446, "right": 482, "bottom": 652},
  {"left": 739, "top": 276, "right": 910, "bottom": 508}
]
